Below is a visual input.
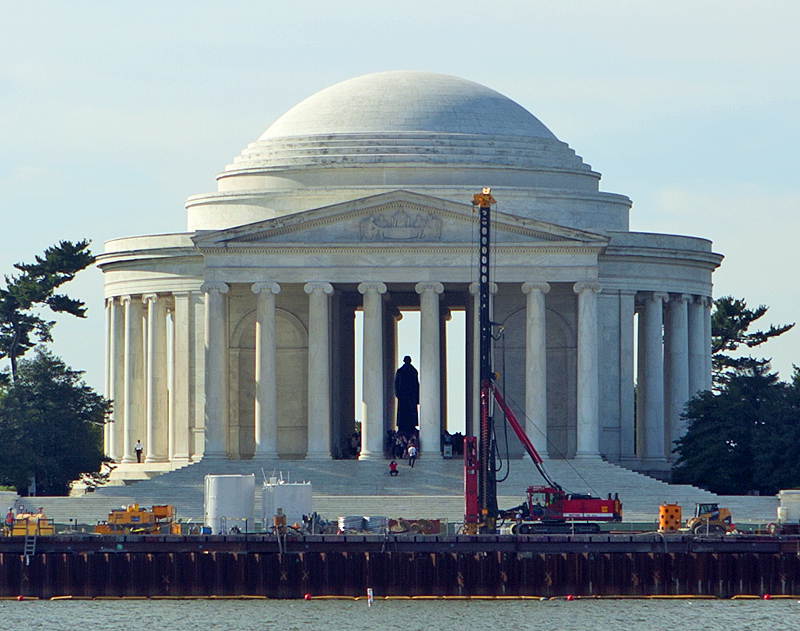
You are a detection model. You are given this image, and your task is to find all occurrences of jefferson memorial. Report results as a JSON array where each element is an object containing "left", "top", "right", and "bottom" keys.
[{"left": 98, "top": 71, "right": 721, "bottom": 478}]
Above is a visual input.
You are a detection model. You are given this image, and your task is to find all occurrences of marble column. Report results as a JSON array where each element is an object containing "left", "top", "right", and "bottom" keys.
[
  {"left": 167, "top": 307, "right": 175, "bottom": 462},
  {"left": 358, "top": 282, "right": 387, "bottom": 460},
  {"left": 105, "top": 298, "right": 121, "bottom": 461},
  {"left": 104, "top": 298, "right": 111, "bottom": 458},
  {"left": 121, "top": 295, "right": 144, "bottom": 463},
  {"left": 574, "top": 282, "right": 602, "bottom": 458},
  {"left": 202, "top": 281, "right": 229, "bottom": 459},
  {"left": 171, "top": 291, "right": 193, "bottom": 464},
  {"left": 416, "top": 281, "right": 444, "bottom": 455},
  {"left": 384, "top": 306, "right": 400, "bottom": 437},
  {"left": 665, "top": 293, "right": 690, "bottom": 457},
  {"left": 440, "top": 308, "right": 451, "bottom": 431},
  {"left": 388, "top": 308, "right": 402, "bottom": 433},
  {"left": 121, "top": 295, "right": 133, "bottom": 463},
  {"left": 687, "top": 295, "right": 707, "bottom": 396},
  {"left": 702, "top": 296, "right": 713, "bottom": 391},
  {"left": 635, "top": 304, "right": 646, "bottom": 458},
  {"left": 190, "top": 292, "right": 205, "bottom": 461},
  {"left": 305, "top": 282, "right": 334, "bottom": 460},
  {"left": 143, "top": 293, "right": 168, "bottom": 463},
  {"left": 112, "top": 298, "right": 126, "bottom": 462},
  {"left": 641, "top": 292, "right": 669, "bottom": 462},
  {"left": 618, "top": 291, "right": 637, "bottom": 461},
  {"left": 522, "top": 282, "right": 550, "bottom": 454},
  {"left": 252, "top": 282, "right": 280, "bottom": 459}
]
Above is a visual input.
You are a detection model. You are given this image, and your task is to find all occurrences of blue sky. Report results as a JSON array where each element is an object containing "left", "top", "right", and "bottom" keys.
[{"left": 1, "top": 1, "right": 798, "bottom": 392}]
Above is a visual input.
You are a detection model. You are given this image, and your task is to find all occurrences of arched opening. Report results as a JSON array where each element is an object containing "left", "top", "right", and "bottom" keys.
[
  {"left": 231, "top": 308, "right": 308, "bottom": 459},
  {"left": 494, "top": 305, "right": 577, "bottom": 460}
]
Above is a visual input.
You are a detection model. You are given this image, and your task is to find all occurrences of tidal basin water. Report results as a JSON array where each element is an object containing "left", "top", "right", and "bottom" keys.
[{"left": 5, "top": 598, "right": 800, "bottom": 631}]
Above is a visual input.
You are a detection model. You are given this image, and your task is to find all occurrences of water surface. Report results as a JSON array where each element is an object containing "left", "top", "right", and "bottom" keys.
[{"left": 5, "top": 597, "right": 800, "bottom": 631}]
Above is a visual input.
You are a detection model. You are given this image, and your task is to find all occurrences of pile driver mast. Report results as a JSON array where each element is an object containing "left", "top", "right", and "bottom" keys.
[
  {"left": 463, "top": 190, "right": 622, "bottom": 535},
  {"left": 468, "top": 187, "right": 498, "bottom": 534}
]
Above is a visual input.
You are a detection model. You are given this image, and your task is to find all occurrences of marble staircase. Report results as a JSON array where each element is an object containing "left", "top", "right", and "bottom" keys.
[{"left": 20, "top": 455, "right": 779, "bottom": 529}]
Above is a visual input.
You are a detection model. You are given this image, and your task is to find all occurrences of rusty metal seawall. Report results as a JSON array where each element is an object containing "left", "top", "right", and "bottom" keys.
[{"left": 2, "top": 534, "right": 800, "bottom": 599}]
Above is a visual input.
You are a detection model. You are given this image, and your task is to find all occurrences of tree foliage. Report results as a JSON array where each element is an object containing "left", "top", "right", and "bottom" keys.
[
  {"left": 712, "top": 295, "right": 793, "bottom": 387},
  {"left": 672, "top": 297, "right": 798, "bottom": 494},
  {"left": 673, "top": 366, "right": 800, "bottom": 495},
  {"left": 0, "top": 240, "right": 94, "bottom": 380},
  {"left": 0, "top": 348, "right": 110, "bottom": 496}
]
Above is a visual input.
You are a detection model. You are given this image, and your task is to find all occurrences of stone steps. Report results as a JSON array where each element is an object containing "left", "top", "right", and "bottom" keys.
[{"left": 21, "top": 457, "right": 779, "bottom": 528}]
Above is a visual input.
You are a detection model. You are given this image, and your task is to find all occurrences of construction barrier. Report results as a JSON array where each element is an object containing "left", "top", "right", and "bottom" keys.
[{"left": 1, "top": 546, "right": 799, "bottom": 599}]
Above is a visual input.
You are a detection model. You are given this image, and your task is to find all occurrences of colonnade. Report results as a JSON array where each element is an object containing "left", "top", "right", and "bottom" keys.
[
  {"left": 104, "top": 291, "right": 202, "bottom": 465},
  {"left": 104, "top": 281, "right": 712, "bottom": 465},
  {"left": 636, "top": 292, "right": 712, "bottom": 462}
]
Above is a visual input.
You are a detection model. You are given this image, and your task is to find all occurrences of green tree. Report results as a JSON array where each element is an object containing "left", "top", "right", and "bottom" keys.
[
  {"left": 672, "top": 366, "right": 800, "bottom": 495},
  {"left": 671, "top": 297, "right": 797, "bottom": 493},
  {"left": 0, "top": 240, "right": 94, "bottom": 381},
  {"left": 0, "top": 348, "right": 110, "bottom": 495},
  {"left": 712, "top": 296, "right": 793, "bottom": 387}
]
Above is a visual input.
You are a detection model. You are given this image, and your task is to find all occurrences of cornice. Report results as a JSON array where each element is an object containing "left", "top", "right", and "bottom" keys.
[
  {"left": 218, "top": 162, "right": 597, "bottom": 179},
  {"left": 200, "top": 243, "right": 606, "bottom": 256},
  {"left": 96, "top": 248, "right": 202, "bottom": 269},
  {"left": 185, "top": 186, "right": 631, "bottom": 208},
  {"left": 601, "top": 246, "right": 723, "bottom": 268}
]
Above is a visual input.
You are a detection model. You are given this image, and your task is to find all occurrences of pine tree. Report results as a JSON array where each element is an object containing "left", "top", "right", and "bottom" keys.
[
  {"left": 712, "top": 295, "right": 793, "bottom": 387},
  {"left": 0, "top": 240, "right": 94, "bottom": 380}
]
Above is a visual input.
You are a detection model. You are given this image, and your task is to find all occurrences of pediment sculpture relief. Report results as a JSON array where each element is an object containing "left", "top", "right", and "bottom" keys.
[{"left": 359, "top": 208, "right": 443, "bottom": 241}]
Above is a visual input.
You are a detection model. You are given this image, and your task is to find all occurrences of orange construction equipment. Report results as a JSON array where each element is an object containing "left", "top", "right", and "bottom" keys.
[
  {"left": 94, "top": 504, "right": 180, "bottom": 535},
  {"left": 658, "top": 504, "right": 682, "bottom": 533}
]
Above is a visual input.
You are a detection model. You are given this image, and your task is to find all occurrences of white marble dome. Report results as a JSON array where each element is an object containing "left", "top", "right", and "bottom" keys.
[
  {"left": 260, "top": 71, "right": 557, "bottom": 139},
  {"left": 187, "top": 71, "right": 631, "bottom": 231},
  {"left": 222, "top": 71, "right": 585, "bottom": 176}
]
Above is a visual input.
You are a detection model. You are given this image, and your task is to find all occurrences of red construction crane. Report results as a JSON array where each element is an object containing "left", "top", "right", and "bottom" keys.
[{"left": 464, "top": 189, "right": 622, "bottom": 534}]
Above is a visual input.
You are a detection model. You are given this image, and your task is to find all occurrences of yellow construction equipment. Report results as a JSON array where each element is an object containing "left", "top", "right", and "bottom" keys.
[
  {"left": 94, "top": 504, "right": 180, "bottom": 535},
  {"left": 10, "top": 511, "right": 55, "bottom": 536},
  {"left": 685, "top": 502, "right": 734, "bottom": 535}
]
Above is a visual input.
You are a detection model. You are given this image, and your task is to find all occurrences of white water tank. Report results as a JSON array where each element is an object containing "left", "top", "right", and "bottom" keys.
[
  {"left": 262, "top": 479, "right": 312, "bottom": 530},
  {"left": 204, "top": 474, "right": 255, "bottom": 534},
  {"left": 778, "top": 489, "right": 800, "bottom": 523}
]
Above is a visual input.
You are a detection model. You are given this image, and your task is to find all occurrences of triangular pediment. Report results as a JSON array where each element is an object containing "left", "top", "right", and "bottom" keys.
[{"left": 192, "top": 190, "right": 608, "bottom": 249}]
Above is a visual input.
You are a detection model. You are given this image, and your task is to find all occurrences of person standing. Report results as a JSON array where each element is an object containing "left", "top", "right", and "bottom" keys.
[
  {"left": 394, "top": 356, "right": 419, "bottom": 438},
  {"left": 407, "top": 443, "right": 417, "bottom": 468},
  {"left": 134, "top": 439, "right": 144, "bottom": 463},
  {"left": 393, "top": 433, "right": 405, "bottom": 459}
]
